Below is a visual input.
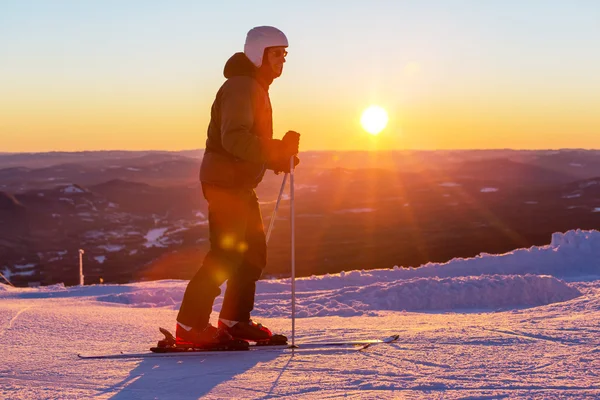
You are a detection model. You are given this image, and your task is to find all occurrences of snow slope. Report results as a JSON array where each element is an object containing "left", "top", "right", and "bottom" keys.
[{"left": 2, "top": 229, "right": 600, "bottom": 399}]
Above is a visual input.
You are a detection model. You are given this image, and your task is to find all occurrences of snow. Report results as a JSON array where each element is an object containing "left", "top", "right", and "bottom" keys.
[
  {"left": 260, "top": 194, "right": 290, "bottom": 205},
  {"left": 296, "top": 184, "right": 318, "bottom": 192},
  {"left": 265, "top": 275, "right": 580, "bottom": 317},
  {"left": 98, "top": 245, "right": 125, "bottom": 252},
  {"left": 54, "top": 274, "right": 577, "bottom": 316},
  {"left": 94, "top": 256, "right": 106, "bottom": 264},
  {"left": 335, "top": 208, "right": 375, "bottom": 214},
  {"left": 439, "top": 182, "right": 461, "bottom": 187},
  {"left": 14, "top": 263, "right": 35, "bottom": 270},
  {"left": 2, "top": 229, "right": 600, "bottom": 398},
  {"left": 579, "top": 180, "right": 598, "bottom": 188},
  {"left": 12, "top": 269, "right": 36, "bottom": 277},
  {"left": 3, "top": 264, "right": 37, "bottom": 280},
  {"left": 1, "top": 268, "right": 12, "bottom": 280},
  {"left": 195, "top": 211, "right": 206, "bottom": 219},
  {"left": 45, "top": 250, "right": 68, "bottom": 262},
  {"left": 84, "top": 230, "right": 104, "bottom": 239},
  {"left": 61, "top": 185, "right": 86, "bottom": 194},
  {"left": 144, "top": 227, "right": 169, "bottom": 248}
]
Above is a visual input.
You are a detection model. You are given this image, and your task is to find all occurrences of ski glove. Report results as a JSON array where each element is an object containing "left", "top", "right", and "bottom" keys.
[
  {"left": 282, "top": 130, "right": 300, "bottom": 156},
  {"left": 270, "top": 155, "right": 300, "bottom": 175}
]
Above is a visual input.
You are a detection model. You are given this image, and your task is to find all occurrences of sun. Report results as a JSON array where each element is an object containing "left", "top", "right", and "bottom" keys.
[{"left": 360, "top": 105, "right": 388, "bottom": 135}]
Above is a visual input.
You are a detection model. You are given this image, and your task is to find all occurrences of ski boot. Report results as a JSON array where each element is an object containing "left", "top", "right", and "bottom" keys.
[
  {"left": 218, "top": 319, "right": 288, "bottom": 346},
  {"left": 173, "top": 323, "right": 249, "bottom": 351}
]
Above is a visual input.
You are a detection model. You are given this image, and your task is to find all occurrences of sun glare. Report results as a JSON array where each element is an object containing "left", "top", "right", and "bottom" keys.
[{"left": 361, "top": 105, "right": 388, "bottom": 135}]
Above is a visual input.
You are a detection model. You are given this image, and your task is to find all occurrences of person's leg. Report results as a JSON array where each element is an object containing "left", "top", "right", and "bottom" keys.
[
  {"left": 219, "top": 189, "right": 267, "bottom": 322},
  {"left": 177, "top": 184, "right": 250, "bottom": 329}
]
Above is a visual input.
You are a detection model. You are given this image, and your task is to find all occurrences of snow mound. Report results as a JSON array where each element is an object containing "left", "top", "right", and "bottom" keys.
[
  {"left": 0, "top": 283, "right": 13, "bottom": 292},
  {"left": 1, "top": 230, "right": 595, "bottom": 319},
  {"left": 410, "top": 229, "right": 600, "bottom": 280},
  {"left": 84, "top": 275, "right": 580, "bottom": 317},
  {"left": 97, "top": 288, "right": 182, "bottom": 307},
  {"left": 330, "top": 274, "right": 580, "bottom": 312},
  {"left": 39, "top": 283, "right": 67, "bottom": 292},
  {"left": 256, "top": 229, "right": 600, "bottom": 295},
  {"left": 253, "top": 274, "right": 580, "bottom": 317}
]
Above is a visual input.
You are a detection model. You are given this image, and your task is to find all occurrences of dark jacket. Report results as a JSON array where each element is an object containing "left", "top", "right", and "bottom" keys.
[{"left": 200, "top": 53, "right": 282, "bottom": 189}]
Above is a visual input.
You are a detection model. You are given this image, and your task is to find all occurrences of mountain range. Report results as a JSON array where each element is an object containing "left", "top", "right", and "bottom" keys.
[{"left": 2, "top": 149, "right": 600, "bottom": 286}]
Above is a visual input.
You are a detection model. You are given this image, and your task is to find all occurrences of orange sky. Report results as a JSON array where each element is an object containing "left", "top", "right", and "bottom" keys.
[
  {"left": 3, "top": 85, "right": 598, "bottom": 152},
  {"left": 2, "top": 2, "right": 599, "bottom": 152}
]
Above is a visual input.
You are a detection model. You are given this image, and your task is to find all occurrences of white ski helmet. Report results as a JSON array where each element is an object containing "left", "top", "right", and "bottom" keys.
[{"left": 244, "top": 26, "right": 288, "bottom": 68}]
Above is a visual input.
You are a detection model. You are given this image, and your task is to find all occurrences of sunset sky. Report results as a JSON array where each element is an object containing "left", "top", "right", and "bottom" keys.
[{"left": 2, "top": 0, "right": 599, "bottom": 153}]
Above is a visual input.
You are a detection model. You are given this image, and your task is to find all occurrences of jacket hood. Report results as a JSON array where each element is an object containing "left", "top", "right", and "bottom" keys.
[
  {"left": 223, "top": 52, "right": 256, "bottom": 79},
  {"left": 223, "top": 52, "right": 274, "bottom": 89}
]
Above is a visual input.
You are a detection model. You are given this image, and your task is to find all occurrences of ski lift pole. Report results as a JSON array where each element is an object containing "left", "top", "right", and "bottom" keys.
[
  {"left": 290, "top": 155, "right": 297, "bottom": 348},
  {"left": 79, "top": 249, "right": 85, "bottom": 286},
  {"left": 265, "top": 173, "right": 288, "bottom": 244}
]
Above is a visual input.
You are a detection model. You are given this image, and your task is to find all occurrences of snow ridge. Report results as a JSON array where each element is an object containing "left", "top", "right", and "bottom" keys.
[
  {"left": 2, "top": 229, "right": 597, "bottom": 318},
  {"left": 255, "top": 274, "right": 580, "bottom": 318}
]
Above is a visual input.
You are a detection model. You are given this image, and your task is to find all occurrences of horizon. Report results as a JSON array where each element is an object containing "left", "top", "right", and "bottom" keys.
[
  {"left": 2, "top": 146, "right": 600, "bottom": 156},
  {"left": 2, "top": 1, "right": 600, "bottom": 152}
]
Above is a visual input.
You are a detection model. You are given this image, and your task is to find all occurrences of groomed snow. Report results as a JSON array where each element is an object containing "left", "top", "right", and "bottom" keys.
[{"left": 2, "top": 229, "right": 600, "bottom": 398}]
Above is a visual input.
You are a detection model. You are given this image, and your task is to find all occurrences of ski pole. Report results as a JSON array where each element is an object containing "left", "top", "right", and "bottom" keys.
[
  {"left": 265, "top": 173, "right": 288, "bottom": 244},
  {"left": 290, "top": 155, "right": 296, "bottom": 348},
  {"left": 0, "top": 271, "right": 15, "bottom": 287}
]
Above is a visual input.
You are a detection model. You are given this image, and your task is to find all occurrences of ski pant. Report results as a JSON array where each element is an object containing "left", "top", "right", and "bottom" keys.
[{"left": 177, "top": 183, "right": 267, "bottom": 329}]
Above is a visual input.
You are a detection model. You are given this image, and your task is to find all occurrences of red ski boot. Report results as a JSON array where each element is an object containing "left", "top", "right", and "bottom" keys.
[
  {"left": 175, "top": 323, "right": 248, "bottom": 350},
  {"left": 218, "top": 319, "right": 288, "bottom": 345}
]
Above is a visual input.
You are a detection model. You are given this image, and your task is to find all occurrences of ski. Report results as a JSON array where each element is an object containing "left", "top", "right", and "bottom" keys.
[{"left": 78, "top": 332, "right": 400, "bottom": 360}]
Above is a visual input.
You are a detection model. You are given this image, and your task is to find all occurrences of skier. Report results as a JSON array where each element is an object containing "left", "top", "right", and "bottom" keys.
[{"left": 175, "top": 26, "right": 300, "bottom": 348}]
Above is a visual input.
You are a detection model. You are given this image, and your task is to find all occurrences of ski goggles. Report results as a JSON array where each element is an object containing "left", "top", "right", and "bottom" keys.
[{"left": 269, "top": 48, "right": 288, "bottom": 58}]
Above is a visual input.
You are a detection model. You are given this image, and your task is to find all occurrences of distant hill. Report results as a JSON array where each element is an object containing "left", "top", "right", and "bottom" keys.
[
  {"left": 2, "top": 149, "right": 600, "bottom": 286},
  {"left": 443, "top": 158, "right": 577, "bottom": 186}
]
